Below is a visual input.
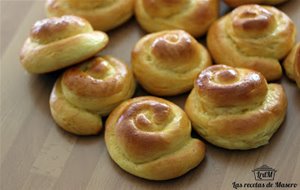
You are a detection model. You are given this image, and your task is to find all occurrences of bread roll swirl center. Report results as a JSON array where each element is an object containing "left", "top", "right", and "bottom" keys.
[
  {"left": 151, "top": 32, "right": 196, "bottom": 66},
  {"left": 30, "top": 16, "right": 92, "bottom": 44},
  {"left": 196, "top": 65, "right": 268, "bottom": 107},
  {"left": 84, "top": 58, "right": 115, "bottom": 79},
  {"left": 120, "top": 101, "right": 173, "bottom": 132},
  {"left": 231, "top": 5, "right": 276, "bottom": 38},
  {"left": 62, "top": 56, "right": 127, "bottom": 98},
  {"left": 114, "top": 98, "right": 191, "bottom": 163},
  {"left": 215, "top": 69, "right": 238, "bottom": 84}
]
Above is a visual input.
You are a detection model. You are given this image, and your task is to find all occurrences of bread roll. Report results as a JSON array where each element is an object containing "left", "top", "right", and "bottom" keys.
[
  {"left": 50, "top": 56, "right": 136, "bottom": 135},
  {"left": 224, "top": 0, "right": 289, "bottom": 7},
  {"left": 105, "top": 96, "right": 205, "bottom": 180},
  {"left": 132, "top": 30, "right": 211, "bottom": 96},
  {"left": 207, "top": 4, "right": 296, "bottom": 81},
  {"left": 134, "top": 0, "right": 219, "bottom": 37},
  {"left": 185, "top": 65, "right": 287, "bottom": 150},
  {"left": 20, "top": 15, "right": 108, "bottom": 74},
  {"left": 46, "top": 0, "right": 134, "bottom": 31},
  {"left": 283, "top": 42, "right": 300, "bottom": 88}
]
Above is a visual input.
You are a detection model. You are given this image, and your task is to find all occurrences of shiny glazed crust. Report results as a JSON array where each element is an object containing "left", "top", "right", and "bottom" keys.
[
  {"left": 20, "top": 15, "right": 109, "bottom": 74},
  {"left": 49, "top": 56, "right": 136, "bottom": 135},
  {"left": 224, "top": 0, "right": 289, "bottom": 7},
  {"left": 105, "top": 96, "right": 206, "bottom": 180},
  {"left": 185, "top": 65, "right": 287, "bottom": 150},
  {"left": 132, "top": 30, "right": 211, "bottom": 96},
  {"left": 46, "top": 0, "right": 134, "bottom": 31},
  {"left": 207, "top": 5, "right": 296, "bottom": 81},
  {"left": 283, "top": 42, "right": 300, "bottom": 88},
  {"left": 134, "top": 0, "right": 219, "bottom": 37}
]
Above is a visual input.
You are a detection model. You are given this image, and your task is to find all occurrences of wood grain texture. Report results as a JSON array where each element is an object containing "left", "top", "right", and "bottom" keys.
[{"left": 1, "top": 1, "right": 300, "bottom": 190}]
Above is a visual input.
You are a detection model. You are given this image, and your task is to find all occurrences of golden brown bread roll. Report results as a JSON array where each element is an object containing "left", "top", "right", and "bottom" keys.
[
  {"left": 20, "top": 15, "right": 109, "bottom": 74},
  {"left": 46, "top": 0, "right": 134, "bottom": 31},
  {"left": 132, "top": 30, "right": 212, "bottom": 96},
  {"left": 50, "top": 56, "right": 136, "bottom": 135},
  {"left": 185, "top": 65, "right": 287, "bottom": 150},
  {"left": 283, "top": 42, "right": 300, "bottom": 88},
  {"left": 224, "top": 0, "right": 289, "bottom": 7},
  {"left": 207, "top": 4, "right": 296, "bottom": 81},
  {"left": 105, "top": 96, "right": 205, "bottom": 180},
  {"left": 134, "top": 0, "right": 219, "bottom": 37}
]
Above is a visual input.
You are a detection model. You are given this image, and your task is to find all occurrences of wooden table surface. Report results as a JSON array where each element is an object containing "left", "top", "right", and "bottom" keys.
[{"left": 1, "top": 1, "right": 300, "bottom": 190}]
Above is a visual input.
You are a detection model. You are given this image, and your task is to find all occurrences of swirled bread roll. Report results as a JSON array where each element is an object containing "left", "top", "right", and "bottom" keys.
[
  {"left": 46, "top": 0, "right": 134, "bottom": 31},
  {"left": 224, "top": 0, "right": 289, "bottom": 7},
  {"left": 105, "top": 96, "right": 205, "bottom": 180},
  {"left": 50, "top": 56, "right": 136, "bottom": 135},
  {"left": 20, "top": 15, "right": 109, "bottom": 74},
  {"left": 132, "top": 30, "right": 211, "bottom": 96},
  {"left": 185, "top": 65, "right": 287, "bottom": 150},
  {"left": 134, "top": 0, "right": 219, "bottom": 37},
  {"left": 283, "top": 42, "right": 300, "bottom": 88},
  {"left": 207, "top": 4, "right": 296, "bottom": 81}
]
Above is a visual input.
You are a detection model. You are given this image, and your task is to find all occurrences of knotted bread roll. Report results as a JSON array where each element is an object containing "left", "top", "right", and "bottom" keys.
[
  {"left": 20, "top": 15, "right": 108, "bottom": 74},
  {"left": 283, "top": 42, "right": 300, "bottom": 88},
  {"left": 185, "top": 65, "right": 287, "bottom": 150},
  {"left": 46, "top": 0, "right": 134, "bottom": 31},
  {"left": 105, "top": 96, "right": 205, "bottom": 180},
  {"left": 132, "top": 30, "right": 211, "bottom": 96},
  {"left": 50, "top": 56, "right": 136, "bottom": 135},
  {"left": 207, "top": 4, "right": 296, "bottom": 81},
  {"left": 134, "top": 0, "right": 219, "bottom": 37},
  {"left": 224, "top": 0, "right": 289, "bottom": 7}
]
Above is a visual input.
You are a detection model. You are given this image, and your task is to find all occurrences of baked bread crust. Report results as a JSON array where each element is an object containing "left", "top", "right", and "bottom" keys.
[
  {"left": 283, "top": 42, "right": 300, "bottom": 88},
  {"left": 46, "top": 0, "right": 134, "bottom": 31},
  {"left": 207, "top": 5, "right": 296, "bottom": 81},
  {"left": 224, "top": 0, "right": 289, "bottom": 7},
  {"left": 20, "top": 15, "right": 109, "bottom": 74},
  {"left": 132, "top": 30, "right": 211, "bottom": 96},
  {"left": 185, "top": 65, "right": 287, "bottom": 150},
  {"left": 134, "top": 0, "right": 219, "bottom": 37},
  {"left": 105, "top": 96, "right": 205, "bottom": 180},
  {"left": 50, "top": 56, "right": 136, "bottom": 135}
]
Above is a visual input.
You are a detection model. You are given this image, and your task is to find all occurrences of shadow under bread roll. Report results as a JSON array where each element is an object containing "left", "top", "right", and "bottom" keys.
[
  {"left": 105, "top": 96, "right": 206, "bottom": 180},
  {"left": 185, "top": 65, "right": 287, "bottom": 150},
  {"left": 50, "top": 56, "right": 136, "bottom": 135}
]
